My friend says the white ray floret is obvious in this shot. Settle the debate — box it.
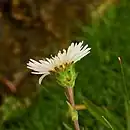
[27,41,91,84]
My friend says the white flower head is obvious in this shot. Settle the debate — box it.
[27,41,91,84]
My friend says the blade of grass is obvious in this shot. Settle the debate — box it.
[118,57,130,130]
[84,98,124,130]
[83,99,111,129]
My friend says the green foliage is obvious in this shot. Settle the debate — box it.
[2,0,130,130]
[0,97,26,122]
[84,98,124,130]
[1,82,71,130]
[75,1,130,129]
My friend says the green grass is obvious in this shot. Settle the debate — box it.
[2,0,130,129]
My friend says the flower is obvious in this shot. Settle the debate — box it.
[27,41,91,84]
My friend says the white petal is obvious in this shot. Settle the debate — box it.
[31,72,47,74]
[66,41,91,63]
[39,73,50,84]
[73,48,91,62]
[74,50,91,63]
[27,59,51,74]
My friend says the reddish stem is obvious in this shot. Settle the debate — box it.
[65,87,80,130]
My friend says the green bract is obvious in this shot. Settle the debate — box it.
[56,65,77,88]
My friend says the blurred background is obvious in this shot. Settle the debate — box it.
[1,0,130,129]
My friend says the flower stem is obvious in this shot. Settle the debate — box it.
[65,87,80,130]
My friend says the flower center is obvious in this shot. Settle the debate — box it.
[50,62,74,73]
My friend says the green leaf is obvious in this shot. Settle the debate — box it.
[84,98,124,130]
[125,100,130,130]
[63,122,73,130]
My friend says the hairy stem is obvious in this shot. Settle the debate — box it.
[65,87,80,130]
